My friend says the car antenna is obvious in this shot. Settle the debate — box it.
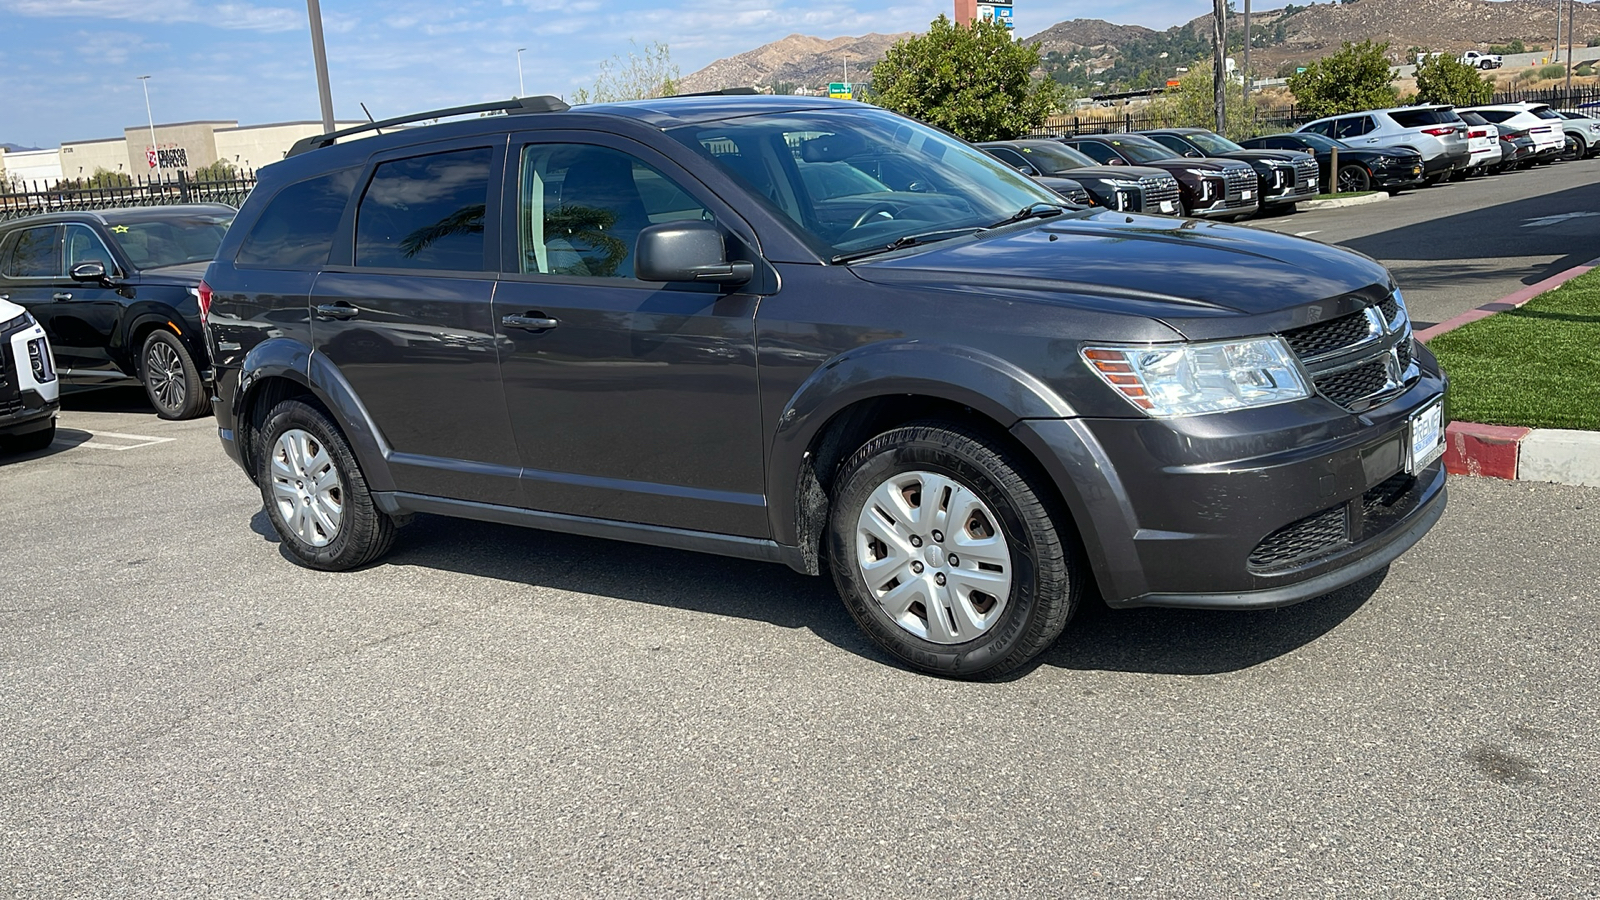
[360,102,383,134]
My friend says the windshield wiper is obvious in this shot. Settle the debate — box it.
[829,226,982,264]
[982,202,1068,230]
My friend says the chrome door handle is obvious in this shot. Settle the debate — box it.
[314,303,360,320]
[52,292,73,301]
[502,314,559,331]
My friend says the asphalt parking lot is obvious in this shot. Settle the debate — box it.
[1248,154,1600,329]
[3,383,1599,896]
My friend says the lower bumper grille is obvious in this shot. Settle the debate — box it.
[1249,473,1424,573]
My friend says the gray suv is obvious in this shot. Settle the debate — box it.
[1298,105,1470,183]
[202,94,1448,679]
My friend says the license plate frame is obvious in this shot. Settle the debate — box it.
[1159,200,1176,213]
[1408,399,1445,474]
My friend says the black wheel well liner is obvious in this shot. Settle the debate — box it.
[235,375,326,482]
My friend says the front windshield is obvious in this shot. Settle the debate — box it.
[1098,135,1181,164]
[1015,142,1098,174]
[666,108,1065,258]
[106,212,234,269]
[1184,131,1246,155]
[1289,133,1349,151]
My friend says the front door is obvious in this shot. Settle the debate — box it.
[310,138,521,505]
[493,135,768,537]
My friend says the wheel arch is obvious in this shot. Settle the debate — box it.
[768,341,1083,576]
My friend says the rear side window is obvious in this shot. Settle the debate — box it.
[1389,108,1458,128]
[355,147,492,271]
[1476,110,1513,124]
[237,169,358,269]
[1,225,59,277]
[1301,121,1333,137]
[1333,117,1375,139]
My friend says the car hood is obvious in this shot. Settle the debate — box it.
[1138,158,1246,173]
[1220,148,1308,163]
[849,212,1391,338]
[134,261,210,284]
[1056,164,1175,182]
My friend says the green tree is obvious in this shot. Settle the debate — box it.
[1287,40,1397,118]
[191,159,237,182]
[870,15,1064,142]
[1144,60,1258,138]
[85,168,133,188]
[1414,53,1493,106]
[571,41,679,104]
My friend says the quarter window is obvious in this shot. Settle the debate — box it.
[2,226,59,278]
[517,144,709,279]
[355,147,492,271]
[238,169,358,269]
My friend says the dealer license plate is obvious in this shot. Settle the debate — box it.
[1412,166,1422,175]
[1160,200,1176,213]
[1242,190,1254,200]
[1408,399,1445,473]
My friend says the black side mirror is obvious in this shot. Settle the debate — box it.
[1014,162,1040,176]
[1186,150,1204,158]
[70,261,112,286]
[635,221,754,286]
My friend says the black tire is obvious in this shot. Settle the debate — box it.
[826,421,1083,679]
[141,329,210,420]
[1422,172,1446,186]
[6,420,55,453]
[1560,135,1584,162]
[257,399,395,571]
[1335,164,1371,193]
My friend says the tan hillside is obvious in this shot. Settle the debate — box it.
[677,33,912,93]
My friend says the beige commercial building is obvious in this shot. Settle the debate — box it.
[214,121,363,172]
[60,136,133,180]
[2,147,63,188]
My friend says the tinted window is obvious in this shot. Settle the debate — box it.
[1389,108,1459,128]
[1072,141,1122,164]
[1149,134,1192,155]
[238,169,358,269]
[356,147,492,271]
[517,144,709,279]
[1529,106,1562,120]
[64,225,116,273]
[984,146,1029,169]
[1458,111,1489,126]
[1475,110,1513,124]
[2,225,59,277]
[1016,142,1098,172]
[1333,117,1374,139]
[1301,121,1334,137]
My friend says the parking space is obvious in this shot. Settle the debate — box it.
[3,389,1598,896]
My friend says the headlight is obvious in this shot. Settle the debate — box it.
[1082,337,1311,417]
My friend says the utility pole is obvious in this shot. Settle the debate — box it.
[306,0,336,132]
[517,47,527,97]
[1213,0,1227,134]
[1567,0,1576,97]
[1243,0,1251,100]
[137,75,158,181]
[1555,0,1562,69]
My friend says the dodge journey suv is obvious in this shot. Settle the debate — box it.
[202,94,1448,679]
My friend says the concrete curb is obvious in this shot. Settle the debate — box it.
[1295,192,1388,211]
[1422,256,1600,488]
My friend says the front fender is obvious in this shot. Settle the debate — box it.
[235,338,396,493]
[766,340,1077,548]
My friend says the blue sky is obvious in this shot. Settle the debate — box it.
[1,0,1248,149]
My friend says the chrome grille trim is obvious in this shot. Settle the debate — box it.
[1136,175,1180,212]
[1280,293,1417,412]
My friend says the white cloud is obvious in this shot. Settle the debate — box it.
[1,0,303,32]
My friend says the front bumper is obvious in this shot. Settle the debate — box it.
[1018,363,1448,609]
[1188,196,1261,218]
[3,317,60,436]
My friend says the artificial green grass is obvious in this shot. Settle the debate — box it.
[1427,268,1600,431]
[1311,191,1377,200]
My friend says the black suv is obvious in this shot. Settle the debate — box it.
[0,206,232,419]
[1140,128,1319,210]
[202,95,1448,679]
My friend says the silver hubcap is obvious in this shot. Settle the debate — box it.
[855,470,1013,644]
[145,340,186,411]
[269,429,343,548]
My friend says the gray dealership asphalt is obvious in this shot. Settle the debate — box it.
[3,388,1598,898]
[1248,153,1600,330]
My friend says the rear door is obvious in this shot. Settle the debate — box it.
[310,137,522,504]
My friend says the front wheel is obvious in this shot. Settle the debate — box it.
[1560,135,1584,162]
[1335,164,1371,193]
[141,329,210,420]
[258,399,395,571]
[827,422,1082,679]
[5,420,55,454]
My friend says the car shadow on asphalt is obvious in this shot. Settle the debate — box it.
[250,509,1382,679]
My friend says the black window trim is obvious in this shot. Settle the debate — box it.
[0,223,63,281]
[62,223,125,279]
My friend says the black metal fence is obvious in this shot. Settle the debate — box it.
[1487,84,1600,107]
[0,170,257,223]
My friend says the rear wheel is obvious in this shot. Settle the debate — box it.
[141,329,210,420]
[827,422,1082,679]
[258,399,395,571]
[1335,164,1371,193]
[1560,134,1585,162]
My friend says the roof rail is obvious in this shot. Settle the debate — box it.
[285,95,571,157]
[671,87,761,97]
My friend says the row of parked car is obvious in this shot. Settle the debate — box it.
[978,101,1600,220]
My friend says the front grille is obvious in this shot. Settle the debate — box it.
[1249,506,1349,571]
[1137,175,1180,213]
[1223,166,1255,206]
[1282,310,1376,359]
[1293,157,1319,192]
[1315,357,1394,408]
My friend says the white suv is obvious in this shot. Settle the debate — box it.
[1459,103,1567,161]
[0,299,59,453]
[1297,105,1471,183]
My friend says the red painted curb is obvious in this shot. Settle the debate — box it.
[1417,259,1598,342]
[1443,421,1529,479]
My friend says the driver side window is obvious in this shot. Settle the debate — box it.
[517,144,710,279]
[1072,142,1121,164]
[64,225,117,275]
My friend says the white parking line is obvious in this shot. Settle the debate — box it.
[1295,230,1322,237]
[1521,211,1600,228]
[63,430,176,452]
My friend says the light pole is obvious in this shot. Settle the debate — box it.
[137,75,158,180]
[517,47,527,97]
[306,0,336,132]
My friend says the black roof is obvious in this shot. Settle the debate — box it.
[0,204,235,229]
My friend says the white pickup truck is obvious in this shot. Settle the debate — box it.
[1459,50,1503,69]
